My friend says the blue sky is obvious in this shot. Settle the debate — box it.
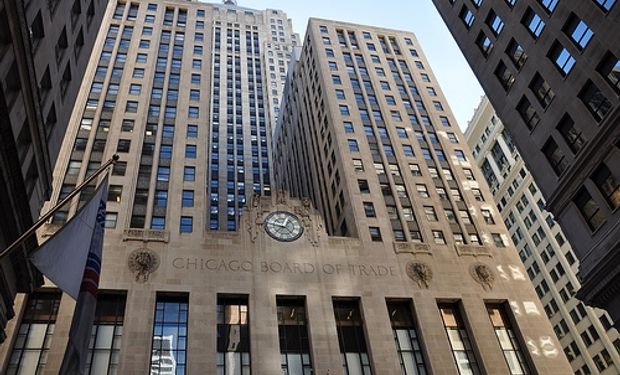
[241,0,484,130]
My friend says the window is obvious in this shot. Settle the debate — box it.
[460,6,475,28]
[129,84,141,95]
[523,8,545,38]
[417,184,429,198]
[486,11,505,36]
[530,73,555,109]
[538,0,559,13]
[7,293,61,374]
[125,101,138,113]
[157,166,170,181]
[343,121,354,133]
[358,179,370,193]
[86,293,126,374]
[592,164,619,209]
[348,139,359,152]
[108,185,123,203]
[387,301,428,375]
[482,209,495,224]
[184,167,195,181]
[185,145,197,159]
[278,298,313,374]
[182,190,194,207]
[369,227,382,241]
[454,150,467,162]
[353,159,364,172]
[549,42,576,76]
[564,15,594,49]
[542,138,569,175]
[487,304,531,374]
[339,105,350,116]
[216,295,253,372]
[116,139,131,153]
[495,61,516,90]
[154,190,168,207]
[333,300,373,374]
[410,164,421,176]
[180,216,193,233]
[432,230,445,244]
[439,303,481,375]
[332,75,342,85]
[188,107,199,118]
[150,295,188,374]
[493,233,506,247]
[579,81,612,121]
[506,39,528,69]
[593,0,617,11]
[516,96,540,129]
[476,32,494,57]
[597,52,620,92]
[363,202,376,217]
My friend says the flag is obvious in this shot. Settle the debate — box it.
[31,175,108,374]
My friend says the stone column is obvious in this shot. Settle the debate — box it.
[117,287,156,374]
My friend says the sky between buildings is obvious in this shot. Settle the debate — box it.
[238,0,485,130]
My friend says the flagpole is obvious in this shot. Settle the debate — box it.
[0,154,119,262]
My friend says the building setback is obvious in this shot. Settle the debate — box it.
[0,2,571,375]
[432,0,620,326]
[273,17,572,374]
[0,0,106,342]
[466,96,620,375]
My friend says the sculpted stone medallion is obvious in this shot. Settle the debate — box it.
[128,248,160,282]
[406,261,433,288]
[470,262,495,290]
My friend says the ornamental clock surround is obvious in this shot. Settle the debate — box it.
[264,211,304,242]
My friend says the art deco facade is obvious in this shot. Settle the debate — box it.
[0,0,106,341]
[0,3,572,375]
[432,0,620,326]
[466,96,620,375]
[272,17,572,374]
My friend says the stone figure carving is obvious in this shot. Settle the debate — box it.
[470,263,495,290]
[128,248,160,282]
[406,261,433,288]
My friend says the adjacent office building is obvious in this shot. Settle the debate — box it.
[0,1,572,374]
[0,0,106,342]
[432,0,620,326]
[466,96,620,375]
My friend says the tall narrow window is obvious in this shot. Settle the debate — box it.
[7,292,61,374]
[579,81,612,121]
[150,295,188,375]
[592,164,620,209]
[542,138,569,175]
[86,293,127,374]
[597,52,620,92]
[277,297,313,374]
[387,301,428,374]
[529,73,555,109]
[217,295,250,374]
[487,304,530,375]
[574,188,606,230]
[516,97,540,130]
[333,299,372,374]
[438,303,481,375]
[523,9,545,38]
[557,115,585,153]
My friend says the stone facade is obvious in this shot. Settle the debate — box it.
[1,193,573,373]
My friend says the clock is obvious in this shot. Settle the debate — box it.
[264,211,304,242]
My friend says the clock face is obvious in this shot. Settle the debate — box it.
[264,211,304,242]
